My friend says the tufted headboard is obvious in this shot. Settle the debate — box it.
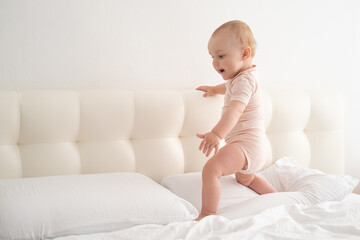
[0,90,344,182]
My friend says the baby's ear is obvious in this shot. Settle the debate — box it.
[242,47,251,59]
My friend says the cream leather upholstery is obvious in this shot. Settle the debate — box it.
[0,90,344,182]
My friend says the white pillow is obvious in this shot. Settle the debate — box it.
[257,156,359,202]
[161,157,358,219]
[0,173,198,240]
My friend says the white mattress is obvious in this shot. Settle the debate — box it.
[53,194,360,240]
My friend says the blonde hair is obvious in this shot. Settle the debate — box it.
[212,20,257,57]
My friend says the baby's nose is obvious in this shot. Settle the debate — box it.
[213,60,219,66]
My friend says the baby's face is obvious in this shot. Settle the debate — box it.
[208,32,246,80]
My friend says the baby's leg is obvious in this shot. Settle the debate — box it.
[195,144,247,221]
[235,172,277,194]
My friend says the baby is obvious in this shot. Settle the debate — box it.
[195,20,276,221]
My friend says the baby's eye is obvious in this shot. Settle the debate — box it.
[218,54,225,59]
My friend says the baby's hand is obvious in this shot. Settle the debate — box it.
[196,132,220,157]
[196,86,217,97]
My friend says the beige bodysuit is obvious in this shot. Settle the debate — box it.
[223,66,266,174]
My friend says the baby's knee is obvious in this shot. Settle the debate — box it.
[202,160,221,178]
[235,172,255,187]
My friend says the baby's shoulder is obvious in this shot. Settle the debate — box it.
[230,73,257,89]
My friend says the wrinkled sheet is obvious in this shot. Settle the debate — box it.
[53,195,360,240]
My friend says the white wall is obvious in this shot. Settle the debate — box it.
[1,0,359,190]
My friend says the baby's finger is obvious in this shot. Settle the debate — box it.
[196,133,204,139]
[206,146,213,157]
[202,144,208,154]
[203,142,211,154]
[199,139,205,151]
[196,86,207,92]
[203,142,213,154]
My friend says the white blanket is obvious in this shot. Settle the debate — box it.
[53,196,360,240]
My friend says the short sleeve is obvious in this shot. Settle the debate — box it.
[229,75,256,106]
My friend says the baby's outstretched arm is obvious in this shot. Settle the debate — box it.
[198,100,246,156]
[212,101,245,138]
[196,83,226,97]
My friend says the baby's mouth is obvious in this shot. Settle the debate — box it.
[219,69,225,73]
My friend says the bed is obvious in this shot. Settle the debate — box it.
[0,89,359,240]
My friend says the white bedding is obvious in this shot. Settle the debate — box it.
[1,158,358,240]
[53,194,360,240]
[162,157,359,220]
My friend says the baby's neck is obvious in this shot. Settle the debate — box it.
[242,58,254,70]
[241,64,254,72]
[233,62,254,78]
